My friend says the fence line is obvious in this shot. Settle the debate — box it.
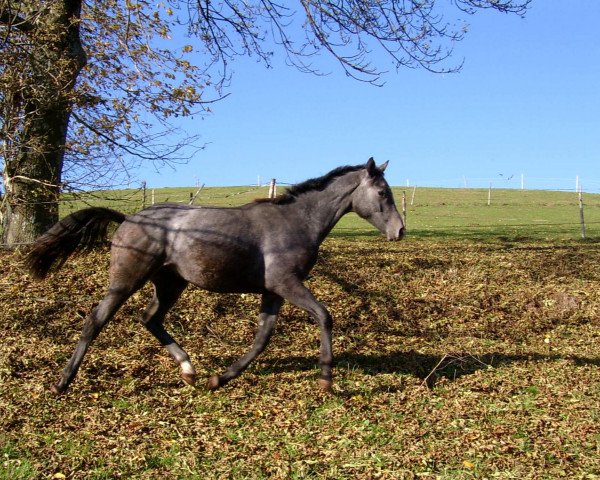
[2,183,600,246]
[400,175,600,193]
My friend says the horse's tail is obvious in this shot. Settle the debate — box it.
[26,207,126,279]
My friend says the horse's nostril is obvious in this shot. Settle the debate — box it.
[388,227,405,241]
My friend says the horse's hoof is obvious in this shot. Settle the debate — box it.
[206,375,221,391]
[51,383,66,395]
[181,372,197,386]
[318,378,333,392]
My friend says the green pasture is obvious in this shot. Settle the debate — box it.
[60,185,600,241]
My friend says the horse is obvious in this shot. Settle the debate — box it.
[26,158,405,393]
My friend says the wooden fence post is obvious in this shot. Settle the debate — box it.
[189,184,205,205]
[151,189,155,205]
[268,179,277,199]
[487,182,492,206]
[141,181,147,209]
[410,185,416,206]
[579,186,586,239]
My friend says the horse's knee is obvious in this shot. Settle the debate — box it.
[321,312,332,330]
[312,303,332,328]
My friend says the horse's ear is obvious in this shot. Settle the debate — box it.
[366,157,377,177]
[366,157,387,177]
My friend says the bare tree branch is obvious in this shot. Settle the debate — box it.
[0,7,36,33]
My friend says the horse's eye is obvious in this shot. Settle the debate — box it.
[378,190,387,198]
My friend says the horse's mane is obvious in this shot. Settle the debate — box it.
[259,164,365,205]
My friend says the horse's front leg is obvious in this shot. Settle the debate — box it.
[274,279,334,392]
[207,293,283,390]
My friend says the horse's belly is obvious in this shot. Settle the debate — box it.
[173,245,265,293]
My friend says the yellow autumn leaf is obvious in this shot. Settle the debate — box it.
[462,460,474,469]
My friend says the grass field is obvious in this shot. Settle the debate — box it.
[1,187,600,479]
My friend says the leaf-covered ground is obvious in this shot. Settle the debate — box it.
[1,237,599,479]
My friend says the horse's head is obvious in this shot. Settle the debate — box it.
[352,158,405,241]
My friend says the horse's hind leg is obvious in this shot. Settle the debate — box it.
[207,293,283,390]
[139,269,195,386]
[53,285,133,394]
[53,240,161,394]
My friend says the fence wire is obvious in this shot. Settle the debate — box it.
[1,184,599,246]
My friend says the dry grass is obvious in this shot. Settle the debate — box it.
[1,236,599,479]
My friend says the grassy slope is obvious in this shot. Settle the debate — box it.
[1,187,599,479]
[60,186,600,241]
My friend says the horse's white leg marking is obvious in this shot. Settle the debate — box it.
[181,360,196,376]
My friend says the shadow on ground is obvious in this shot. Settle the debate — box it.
[255,349,600,394]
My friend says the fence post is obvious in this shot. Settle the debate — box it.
[141,181,147,209]
[402,190,407,226]
[410,185,416,206]
[487,182,492,206]
[268,179,277,199]
[151,189,155,205]
[579,186,586,239]
[189,184,205,205]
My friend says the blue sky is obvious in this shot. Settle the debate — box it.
[142,1,600,192]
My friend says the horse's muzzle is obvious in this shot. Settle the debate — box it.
[387,226,405,241]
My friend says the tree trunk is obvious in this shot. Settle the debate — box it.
[2,110,70,244]
[1,0,85,245]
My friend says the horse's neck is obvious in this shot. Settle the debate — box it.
[295,176,358,243]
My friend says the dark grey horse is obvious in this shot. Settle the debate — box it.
[27,158,404,393]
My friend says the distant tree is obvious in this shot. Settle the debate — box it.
[0,0,530,245]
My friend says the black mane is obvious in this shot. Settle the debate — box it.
[265,164,365,205]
